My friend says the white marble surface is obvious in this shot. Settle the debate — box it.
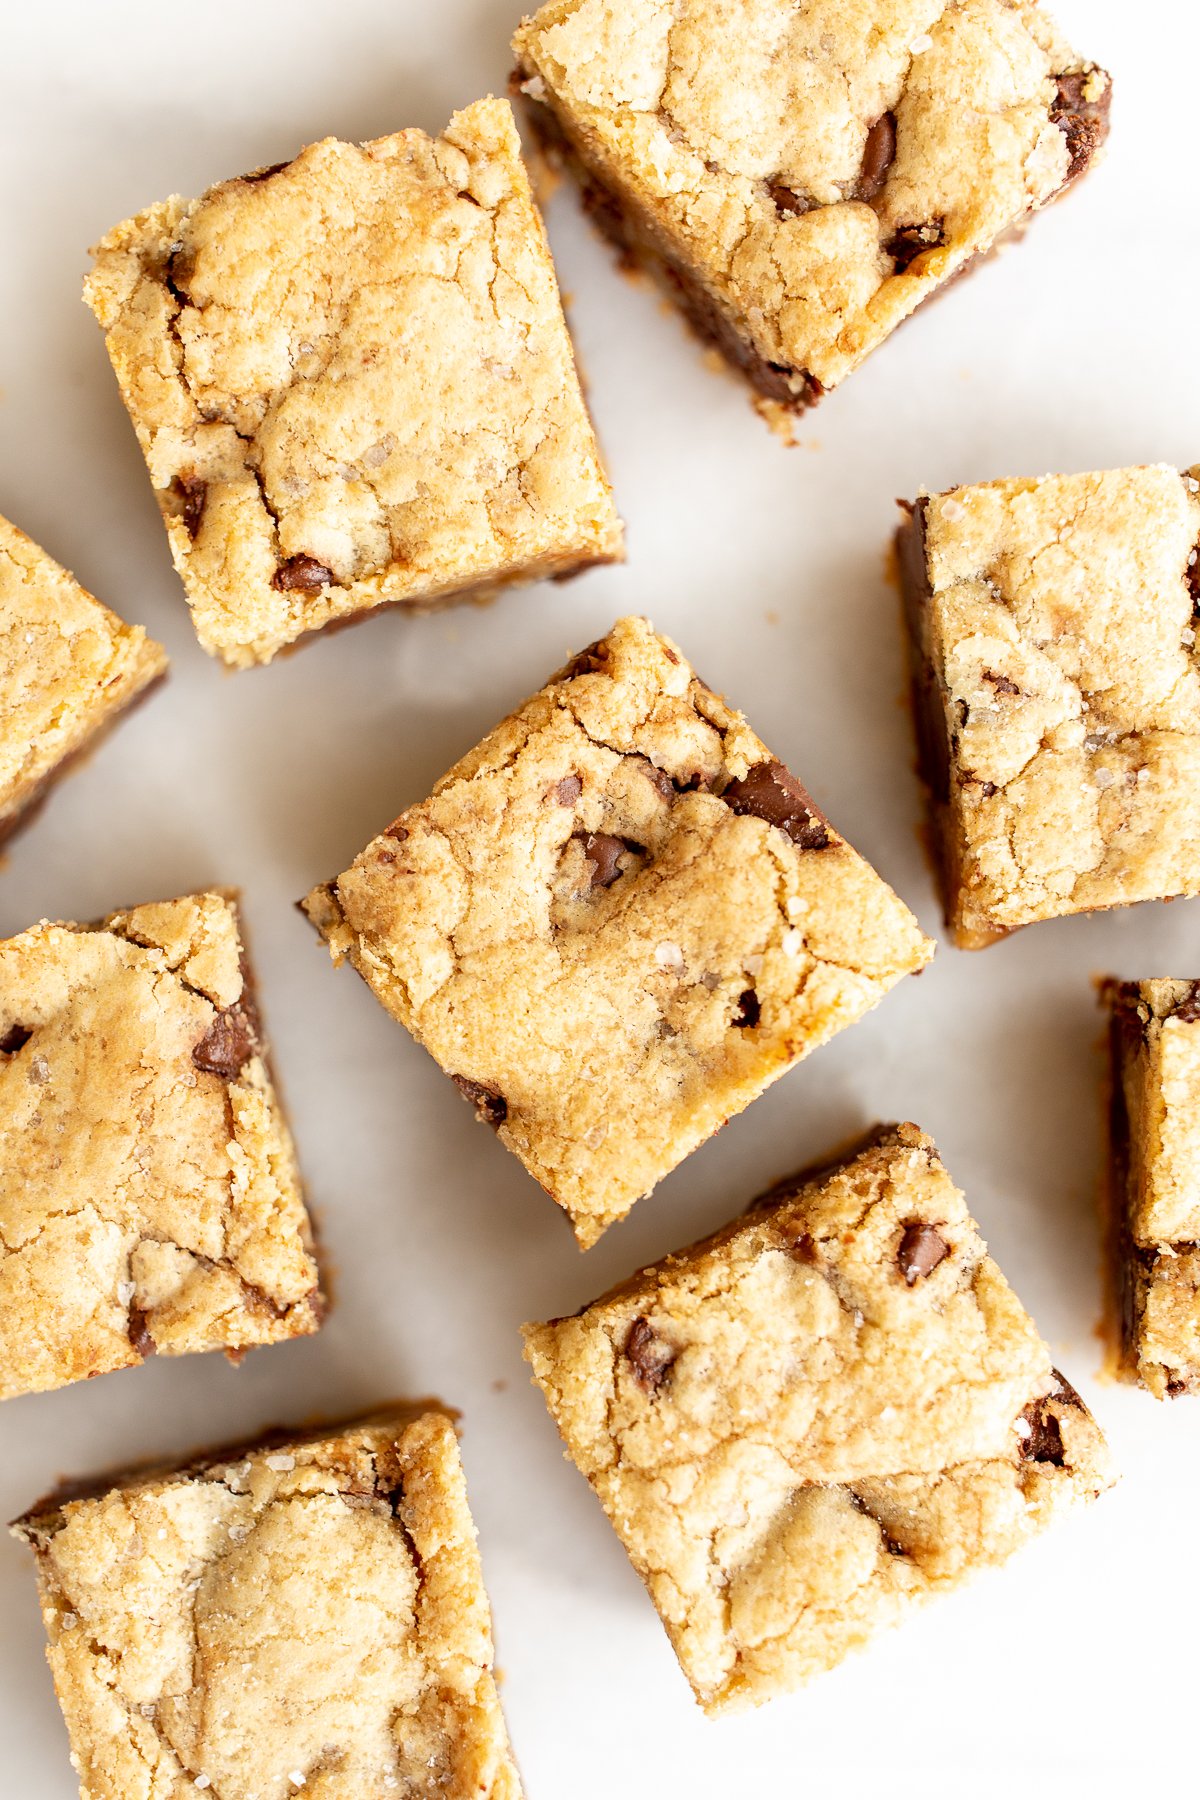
[0,4,1193,1794]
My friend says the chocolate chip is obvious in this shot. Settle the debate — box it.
[982,670,1021,697]
[886,221,946,272]
[577,831,631,889]
[193,1004,258,1079]
[175,474,207,539]
[1049,72,1109,182]
[242,159,291,184]
[858,112,896,200]
[1167,1377,1193,1398]
[272,554,334,593]
[768,181,810,218]
[1186,547,1200,612]
[896,1222,950,1285]
[451,1075,507,1128]
[1172,982,1200,1024]
[385,823,410,843]
[1018,1398,1066,1467]
[555,775,582,806]
[0,1025,32,1056]
[733,989,760,1028]
[625,1316,677,1394]
[641,761,677,803]
[722,760,830,850]
[560,639,609,679]
[127,1304,156,1359]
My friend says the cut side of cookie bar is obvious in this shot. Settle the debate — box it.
[11,1407,522,1800]
[512,0,1109,431]
[301,617,932,1246]
[0,512,166,844]
[84,98,623,667]
[0,890,322,1399]
[1103,978,1200,1397]
[900,465,1200,946]
[524,1123,1115,1711]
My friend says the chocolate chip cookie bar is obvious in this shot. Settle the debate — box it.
[1103,978,1200,1398]
[0,890,321,1399]
[524,1123,1115,1710]
[301,617,932,1246]
[84,98,623,668]
[12,1407,522,1800]
[0,512,167,845]
[512,1,1109,431]
[900,465,1200,947]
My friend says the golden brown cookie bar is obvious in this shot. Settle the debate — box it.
[0,890,322,1399]
[0,513,166,844]
[301,617,932,1246]
[84,98,623,668]
[512,0,1109,431]
[524,1123,1115,1711]
[900,465,1200,947]
[11,1407,522,1800]
[1102,978,1200,1398]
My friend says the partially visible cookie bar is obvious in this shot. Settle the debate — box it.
[512,0,1109,430]
[524,1123,1115,1711]
[0,513,166,844]
[302,617,932,1246]
[84,98,623,667]
[900,466,1200,947]
[0,890,322,1399]
[12,1407,523,1800]
[1103,978,1200,1397]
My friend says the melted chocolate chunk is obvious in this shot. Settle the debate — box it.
[858,112,897,200]
[1018,1398,1066,1467]
[625,1316,677,1394]
[243,159,291,184]
[193,1004,258,1080]
[1172,982,1200,1024]
[451,1075,508,1129]
[768,181,811,218]
[175,474,208,539]
[896,1221,950,1285]
[555,774,583,806]
[641,760,677,803]
[1186,547,1200,612]
[1049,72,1109,183]
[560,639,609,679]
[722,760,830,850]
[127,1304,156,1359]
[982,670,1021,697]
[733,989,760,1028]
[887,221,946,272]
[272,554,335,593]
[579,831,632,889]
[0,1024,32,1056]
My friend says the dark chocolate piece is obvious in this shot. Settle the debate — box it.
[625,1316,677,1394]
[722,760,830,850]
[858,113,896,200]
[0,1024,32,1056]
[896,1221,950,1285]
[176,475,208,539]
[272,554,335,593]
[193,1003,258,1079]
[452,1075,508,1128]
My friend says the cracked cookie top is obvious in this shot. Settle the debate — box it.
[524,1123,1115,1710]
[301,617,932,1246]
[0,890,321,1399]
[513,0,1109,404]
[0,513,167,833]
[13,1409,523,1800]
[907,466,1200,945]
[84,98,622,668]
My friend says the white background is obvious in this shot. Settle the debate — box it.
[1,4,1194,1795]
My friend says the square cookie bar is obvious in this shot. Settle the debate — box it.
[0,513,166,844]
[524,1123,1115,1711]
[302,617,932,1246]
[0,890,321,1399]
[512,0,1109,429]
[1103,978,1200,1398]
[12,1407,522,1800]
[84,98,623,668]
[900,465,1200,947]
